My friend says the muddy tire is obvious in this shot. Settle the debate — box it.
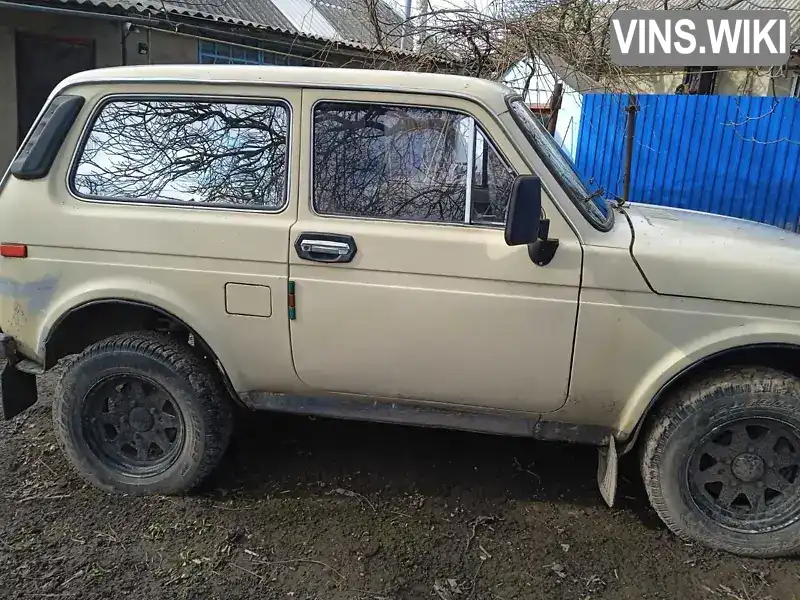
[641,367,800,558]
[53,331,233,495]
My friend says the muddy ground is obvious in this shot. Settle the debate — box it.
[1,366,799,600]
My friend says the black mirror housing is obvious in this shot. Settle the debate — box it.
[504,175,542,246]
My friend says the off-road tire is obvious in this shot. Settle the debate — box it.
[53,331,234,495]
[641,367,800,558]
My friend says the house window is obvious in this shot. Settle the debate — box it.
[312,102,516,226]
[681,66,717,95]
[72,98,290,210]
[198,40,308,66]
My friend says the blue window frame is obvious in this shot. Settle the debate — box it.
[198,40,309,66]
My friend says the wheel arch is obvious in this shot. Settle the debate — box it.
[620,342,800,455]
[43,298,240,404]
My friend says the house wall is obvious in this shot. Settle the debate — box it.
[620,69,685,94]
[619,66,800,97]
[0,6,196,171]
[712,69,792,96]
[0,26,16,175]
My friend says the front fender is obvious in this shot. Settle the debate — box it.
[617,321,800,435]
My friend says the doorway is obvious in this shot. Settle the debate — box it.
[15,32,95,145]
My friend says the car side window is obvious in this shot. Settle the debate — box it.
[71,98,290,210]
[471,129,516,226]
[312,101,516,226]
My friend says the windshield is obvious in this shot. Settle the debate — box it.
[506,97,612,231]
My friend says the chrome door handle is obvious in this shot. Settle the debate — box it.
[294,232,357,263]
[300,239,350,256]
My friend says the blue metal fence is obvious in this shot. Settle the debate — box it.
[574,93,800,231]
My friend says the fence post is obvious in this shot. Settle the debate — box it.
[622,94,639,205]
[546,82,564,135]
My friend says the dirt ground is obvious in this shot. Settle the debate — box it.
[1,367,799,600]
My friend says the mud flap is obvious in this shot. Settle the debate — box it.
[597,435,618,508]
[1,362,38,420]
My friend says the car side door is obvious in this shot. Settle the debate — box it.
[288,89,582,413]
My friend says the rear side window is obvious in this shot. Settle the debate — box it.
[71,98,290,210]
[312,102,515,226]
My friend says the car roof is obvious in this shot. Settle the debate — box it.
[55,65,515,111]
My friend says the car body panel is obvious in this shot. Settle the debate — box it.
[628,203,800,308]
[287,88,582,412]
[557,207,800,435]
[0,81,306,394]
[562,285,800,435]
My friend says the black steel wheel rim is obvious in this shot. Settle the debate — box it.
[82,375,185,476]
[687,417,800,533]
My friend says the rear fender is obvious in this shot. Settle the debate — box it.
[36,276,244,388]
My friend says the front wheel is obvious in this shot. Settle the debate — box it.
[641,367,800,558]
[53,331,234,495]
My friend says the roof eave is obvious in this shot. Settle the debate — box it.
[5,0,422,58]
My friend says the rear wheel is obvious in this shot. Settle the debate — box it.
[641,367,800,558]
[53,331,233,495]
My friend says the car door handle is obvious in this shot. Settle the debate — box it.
[294,232,357,264]
[301,239,349,256]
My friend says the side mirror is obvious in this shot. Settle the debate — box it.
[504,175,542,246]
[504,175,560,267]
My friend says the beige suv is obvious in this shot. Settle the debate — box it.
[2,65,800,558]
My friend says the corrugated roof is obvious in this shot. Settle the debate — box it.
[540,53,606,93]
[190,0,294,31]
[25,0,406,51]
[313,0,404,47]
[270,0,339,40]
